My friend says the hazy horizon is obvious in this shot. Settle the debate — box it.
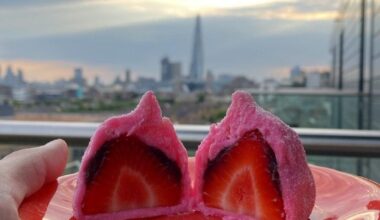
[0,0,338,83]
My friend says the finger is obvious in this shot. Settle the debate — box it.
[0,139,68,207]
[0,194,19,220]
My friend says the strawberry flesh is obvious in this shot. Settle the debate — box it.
[82,135,182,214]
[202,129,285,220]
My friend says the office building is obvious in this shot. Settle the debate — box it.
[331,0,380,129]
[161,57,182,83]
[189,15,204,82]
[73,68,86,87]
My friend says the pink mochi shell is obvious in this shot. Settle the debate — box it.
[194,91,316,220]
[73,91,192,220]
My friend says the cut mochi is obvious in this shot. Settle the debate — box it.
[194,91,316,220]
[73,91,192,220]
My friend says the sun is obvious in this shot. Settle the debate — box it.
[143,0,297,16]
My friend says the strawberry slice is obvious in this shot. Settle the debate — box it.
[202,130,285,220]
[82,134,182,214]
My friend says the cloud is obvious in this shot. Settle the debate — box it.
[0,1,174,40]
[0,0,338,40]
[218,1,338,21]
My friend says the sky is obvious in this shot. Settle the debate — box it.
[0,0,339,83]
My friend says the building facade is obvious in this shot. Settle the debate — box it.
[161,57,182,83]
[331,0,380,129]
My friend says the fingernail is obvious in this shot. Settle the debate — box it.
[43,139,68,148]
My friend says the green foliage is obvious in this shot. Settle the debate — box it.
[206,108,226,123]
[62,99,137,112]
[197,93,206,103]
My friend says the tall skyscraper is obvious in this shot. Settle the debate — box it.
[125,69,131,84]
[161,57,182,83]
[17,69,25,84]
[4,66,18,87]
[73,68,86,86]
[161,57,171,82]
[189,15,204,82]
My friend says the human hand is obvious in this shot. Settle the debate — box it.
[0,139,68,220]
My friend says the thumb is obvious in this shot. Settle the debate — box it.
[0,139,68,215]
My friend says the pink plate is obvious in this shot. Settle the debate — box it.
[19,164,380,220]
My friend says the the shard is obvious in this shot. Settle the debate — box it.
[189,15,204,82]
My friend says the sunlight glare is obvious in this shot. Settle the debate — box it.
[175,0,295,9]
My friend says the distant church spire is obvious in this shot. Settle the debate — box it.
[189,15,204,81]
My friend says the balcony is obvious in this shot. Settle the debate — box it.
[0,120,380,182]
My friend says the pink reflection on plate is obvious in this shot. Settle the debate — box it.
[309,165,380,220]
[19,164,380,220]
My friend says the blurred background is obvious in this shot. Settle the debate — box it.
[0,0,380,181]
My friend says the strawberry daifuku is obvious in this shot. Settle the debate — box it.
[194,91,316,220]
[73,91,192,220]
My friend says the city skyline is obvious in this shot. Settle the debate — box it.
[0,1,337,83]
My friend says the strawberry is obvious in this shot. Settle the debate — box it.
[81,134,182,214]
[202,130,285,220]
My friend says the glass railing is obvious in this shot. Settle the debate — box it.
[1,89,379,181]
[0,121,379,182]
[248,89,380,130]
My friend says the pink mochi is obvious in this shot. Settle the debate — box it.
[194,91,316,220]
[73,91,192,220]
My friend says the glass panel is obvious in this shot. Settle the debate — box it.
[1,143,379,182]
